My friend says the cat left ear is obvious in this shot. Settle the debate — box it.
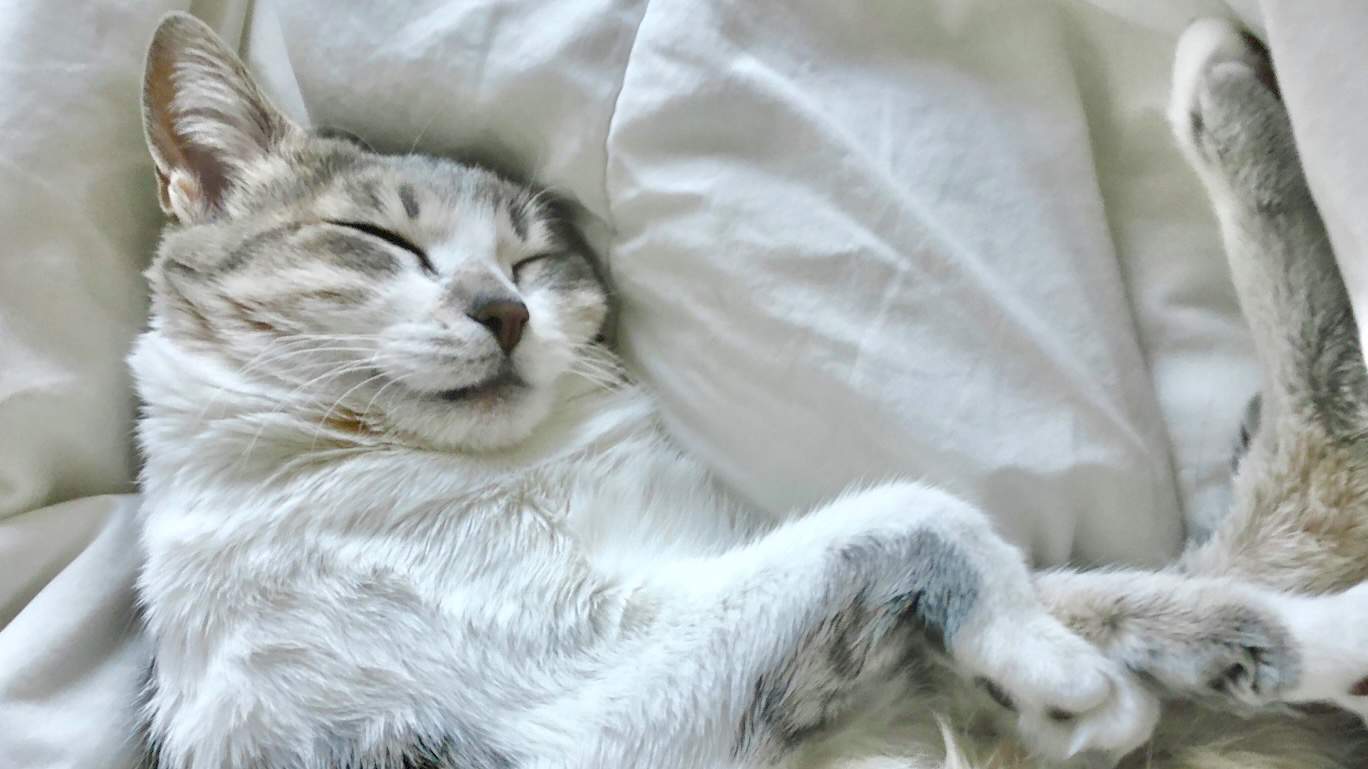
[141,12,297,223]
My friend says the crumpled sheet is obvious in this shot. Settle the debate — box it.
[2,1,1351,765]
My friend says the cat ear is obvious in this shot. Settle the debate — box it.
[141,12,297,222]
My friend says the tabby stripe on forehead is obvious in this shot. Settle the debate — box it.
[294,288,368,304]
[215,223,306,273]
[352,179,384,211]
[399,184,420,219]
[508,197,530,240]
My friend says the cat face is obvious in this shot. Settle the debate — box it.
[141,15,607,450]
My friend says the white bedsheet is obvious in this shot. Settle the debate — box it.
[2,0,1349,765]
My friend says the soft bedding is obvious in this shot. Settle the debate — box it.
[0,0,1355,765]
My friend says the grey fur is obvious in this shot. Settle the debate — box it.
[348,177,385,211]
[311,230,402,275]
[737,527,988,760]
[1173,21,1368,597]
[736,592,931,758]
[880,530,981,648]
[1233,392,1261,470]
[313,125,373,151]
[1181,54,1368,442]
[1202,606,1299,701]
[507,196,529,240]
[399,183,420,219]
[1038,571,1302,711]
[214,223,307,274]
[518,252,601,294]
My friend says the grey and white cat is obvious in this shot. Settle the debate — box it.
[130,13,1368,769]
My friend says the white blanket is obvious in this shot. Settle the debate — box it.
[4,0,1348,765]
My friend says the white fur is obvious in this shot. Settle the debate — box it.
[132,325,1157,768]
[1276,585,1368,721]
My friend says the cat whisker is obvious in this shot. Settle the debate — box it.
[357,376,408,430]
[311,371,394,450]
[195,350,383,426]
[238,358,387,464]
[239,345,380,377]
[566,349,628,391]
[405,92,457,155]
[567,368,622,392]
[236,333,379,364]
[193,335,317,424]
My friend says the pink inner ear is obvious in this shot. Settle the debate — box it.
[163,169,210,223]
[178,143,230,210]
[142,13,293,221]
[1351,676,1368,698]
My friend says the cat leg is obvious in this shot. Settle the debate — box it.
[1168,17,1368,595]
[1036,569,1368,723]
[654,482,1157,765]
[1169,15,1364,424]
[1015,19,1368,768]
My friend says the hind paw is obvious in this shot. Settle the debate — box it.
[1168,18,1303,215]
[1169,18,1277,151]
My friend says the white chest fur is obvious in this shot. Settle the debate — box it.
[131,330,782,767]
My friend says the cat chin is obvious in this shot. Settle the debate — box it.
[383,381,557,452]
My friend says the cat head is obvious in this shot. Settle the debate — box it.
[139,13,610,451]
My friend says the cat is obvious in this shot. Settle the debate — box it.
[129,12,1368,769]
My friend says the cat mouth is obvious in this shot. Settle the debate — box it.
[436,368,524,402]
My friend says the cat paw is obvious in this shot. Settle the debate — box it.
[1197,638,1291,708]
[1122,604,1297,711]
[967,614,1159,762]
[1169,18,1277,149]
[1171,18,1285,164]
[1168,18,1300,211]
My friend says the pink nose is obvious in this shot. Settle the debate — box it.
[467,298,529,354]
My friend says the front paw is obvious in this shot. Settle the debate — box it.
[965,614,1159,763]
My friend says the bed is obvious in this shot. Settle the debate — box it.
[2,0,1362,765]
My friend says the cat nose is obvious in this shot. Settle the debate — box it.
[467,298,529,354]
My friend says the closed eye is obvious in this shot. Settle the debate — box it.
[512,253,555,281]
[325,220,435,274]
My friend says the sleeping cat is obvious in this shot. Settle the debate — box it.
[130,13,1368,769]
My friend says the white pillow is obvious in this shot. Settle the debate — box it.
[607,0,1196,565]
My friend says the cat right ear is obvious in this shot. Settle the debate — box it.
[141,12,296,223]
